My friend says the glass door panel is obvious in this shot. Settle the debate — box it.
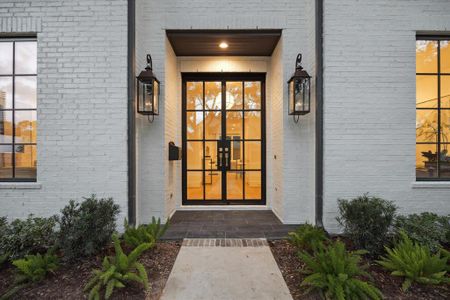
[187,171,203,200]
[205,111,221,140]
[183,76,264,204]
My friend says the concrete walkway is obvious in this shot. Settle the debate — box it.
[160,239,292,300]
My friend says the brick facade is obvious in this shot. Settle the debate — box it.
[1,0,449,233]
[0,0,129,223]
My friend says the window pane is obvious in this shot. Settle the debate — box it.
[416,75,437,108]
[441,41,450,73]
[245,171,261,200]
[226,111,242,139]
[186,141,203,170]
[244,111,261,139]
[15,144,36,179]
[244,141,261,170]
[204,111,221,140]
[15,42,37,74]
[205,171,221,200]
[205,141,219,171]
[416,40,438,73]
[15,76,37,109]
[244,81,261,109]
[416,109,438,143]
[440,144,450,178]
[0,111,12,143]
[227,171,243,200]
[229,140,243,171]
[205,82,221,110]
[187,171,203,200]
[186,111,203,140]
[0,42,13,75]
[441,75,450,108]
[0,144,13,179]
[441,110,450,144]
[186,82,203,110]
[416,144,438,178]
[0,77,13,109]
[226,81,242,110]
[15,111,37,144]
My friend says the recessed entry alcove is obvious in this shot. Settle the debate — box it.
[135,24,315,227]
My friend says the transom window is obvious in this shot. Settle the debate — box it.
[0,38,37,181]
[416,37,450,180]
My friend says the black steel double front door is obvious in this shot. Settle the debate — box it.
[182,73,266,205]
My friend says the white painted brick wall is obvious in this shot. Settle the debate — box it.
[135,0,316,224]
[323,0,450,232]
[0,0,129,223]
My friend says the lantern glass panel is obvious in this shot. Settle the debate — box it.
[153,80,159,115]
[137,81,144,112]
[144,81,154,113]
[294,78,304,113]
[303,78,310,112]
[289,81,294,115]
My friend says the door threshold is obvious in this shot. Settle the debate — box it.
[178,205,270,211]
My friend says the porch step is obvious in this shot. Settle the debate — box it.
[162,211,300,240]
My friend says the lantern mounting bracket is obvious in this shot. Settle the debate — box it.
[146,54,153,70]
[293,115,300,123]
[295,53,303,70]
[147,114,154,123]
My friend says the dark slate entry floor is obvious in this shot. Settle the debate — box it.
[161,210,299,240]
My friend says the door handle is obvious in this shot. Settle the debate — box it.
[218,147,223,168]
[225,152,229,168]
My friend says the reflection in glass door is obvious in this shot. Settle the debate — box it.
[182,74,265,205]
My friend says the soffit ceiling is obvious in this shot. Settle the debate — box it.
[166,29,282,56]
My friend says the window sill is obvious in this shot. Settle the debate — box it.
[0,182,42,189]
[411,181,450,189]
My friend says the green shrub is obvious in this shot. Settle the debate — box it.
[299,240,382,300]
[288,223,328,253]
[377,231,449,291]
[84,234,151,300]
[394,212,450,253]
[123,217,169,248]
[1,251,59,299]
[336,194,397,255]
[57,195,120,261]
[0,214,58,260]
[0,253,9,267]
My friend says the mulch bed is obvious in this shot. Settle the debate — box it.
[269,240,450,300]
[0,241,181,300]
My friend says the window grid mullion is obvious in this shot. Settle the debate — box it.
[437,41,441,177]
[12,41,16,178]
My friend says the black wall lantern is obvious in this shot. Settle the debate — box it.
[287,53,311,123]
[137,54,160,122]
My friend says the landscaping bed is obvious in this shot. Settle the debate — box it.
[270,239,450,300]
[0,241,181,300]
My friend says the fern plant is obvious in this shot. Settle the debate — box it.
[84,234,152,300]
[1,251,59,299]
[123,217,169,248]
[288,223,328,253]
[13,251,58,283]
[377,231,450,291]
[299,240,382,300]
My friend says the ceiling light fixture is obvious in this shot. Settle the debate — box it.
[219,42,229,49]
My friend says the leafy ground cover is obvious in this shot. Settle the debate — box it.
[0,241,180,300]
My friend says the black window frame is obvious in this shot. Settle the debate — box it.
[0,37,37,182]
[416,35,450,181]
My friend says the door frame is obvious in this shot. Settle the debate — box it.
[181,72,267,205]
